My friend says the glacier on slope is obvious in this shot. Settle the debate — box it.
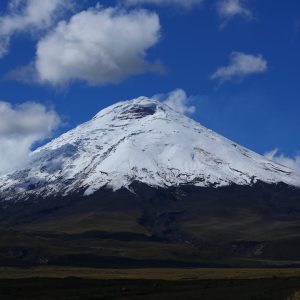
[0,96,299,200]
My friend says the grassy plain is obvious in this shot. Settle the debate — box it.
[0,269,300,300]
[1,266,300,280]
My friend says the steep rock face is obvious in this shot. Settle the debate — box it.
[0,96,299,201]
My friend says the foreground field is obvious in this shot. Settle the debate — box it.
[2,266,300,280]
[1,277,300,300]
[1,268,300,299]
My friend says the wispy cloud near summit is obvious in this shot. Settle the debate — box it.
[154,89,196,115]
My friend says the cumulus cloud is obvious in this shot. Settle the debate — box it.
[210,52,267,83]
[0,0,71,58]
[0,101,61,175]
[154,89,196,114]
[34,7,161,86]
[265,149,300,175]
[124,0,203,9]
[217,0,252,26]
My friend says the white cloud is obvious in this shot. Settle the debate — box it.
[265,149,300,175]
[34,7,161,86]
[217,0,251,17]
[210,51,267,83]
[124,0,203,9]
[0,101,61,175]
[0,0,72,58]
[217,0,252,24]
[154,89,196,114]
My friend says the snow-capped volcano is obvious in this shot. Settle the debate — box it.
[0,97,299,200]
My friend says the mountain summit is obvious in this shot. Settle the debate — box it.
[0,96,299,201]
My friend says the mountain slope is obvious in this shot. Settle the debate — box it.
[0,96,299,201]
[0,182,300,267]
[0,97,300,267]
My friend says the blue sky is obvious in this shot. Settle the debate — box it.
[0,0,299,173]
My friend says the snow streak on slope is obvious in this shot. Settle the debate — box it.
[0,97,299,200]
